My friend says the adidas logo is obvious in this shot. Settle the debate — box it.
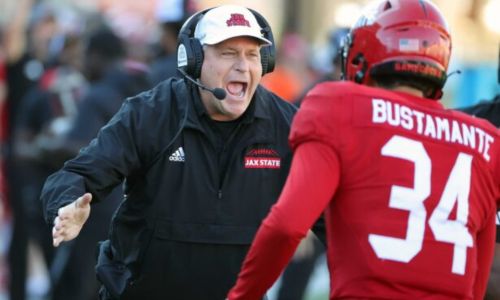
[169,147,185,162]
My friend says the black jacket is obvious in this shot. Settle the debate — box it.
[459,94,500,242]
[41,78,301,299]
[459,94,500,127]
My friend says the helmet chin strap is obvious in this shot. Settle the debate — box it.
[429,89,443,100]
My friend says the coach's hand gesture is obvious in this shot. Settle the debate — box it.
[52,193,92,247]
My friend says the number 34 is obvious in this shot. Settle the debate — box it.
[369,136,473,275]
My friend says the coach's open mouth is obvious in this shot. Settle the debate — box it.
[226,82,248,98]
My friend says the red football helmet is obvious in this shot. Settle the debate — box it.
[342,0,451,99]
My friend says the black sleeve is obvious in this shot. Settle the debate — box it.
[40,98,144,226]
[457,95,500,127]
[458,96,500,243]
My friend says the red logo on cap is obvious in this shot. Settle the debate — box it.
[226,13,250,27]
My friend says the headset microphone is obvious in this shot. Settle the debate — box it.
[447,69,462,78]
[178,68,227,100]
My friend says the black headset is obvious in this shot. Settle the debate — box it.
[176,6,276,79]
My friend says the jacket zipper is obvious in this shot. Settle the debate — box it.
[217,122,245,197]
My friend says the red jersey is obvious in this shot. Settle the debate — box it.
[228,81,500,300]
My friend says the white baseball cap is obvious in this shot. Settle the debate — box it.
[194,5,272,46]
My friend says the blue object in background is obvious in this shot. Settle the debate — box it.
[450,64,499,108]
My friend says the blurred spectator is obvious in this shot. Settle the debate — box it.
[6,1,59,120]
[0,35,11,300]
[0,37,7,216]
[293,27,349,106]
[42,27,152,300]
[149,0,197,85]
[148,20,184,85]
[3,1,57,298]
[12,32,86,299]
[261,32,314,102]
[66,28,151,144]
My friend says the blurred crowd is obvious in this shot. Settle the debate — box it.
[0,0,186,299]
[0,0,497,299]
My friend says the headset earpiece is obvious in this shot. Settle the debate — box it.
[177,10,208,79]
[247,8,275,75]
[177,36,204,78]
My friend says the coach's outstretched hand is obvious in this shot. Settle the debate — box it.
[52,193,92,247]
